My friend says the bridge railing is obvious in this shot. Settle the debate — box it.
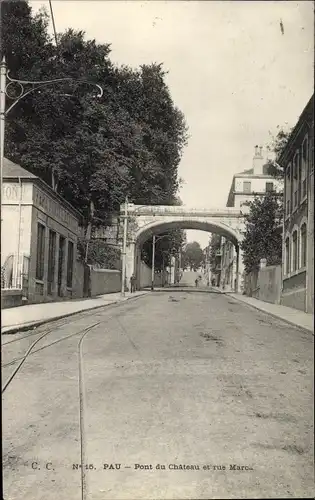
[124,204,242,216]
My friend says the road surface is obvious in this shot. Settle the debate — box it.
[2,291,314,499]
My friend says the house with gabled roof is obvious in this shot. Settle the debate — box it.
[1,158,83,306]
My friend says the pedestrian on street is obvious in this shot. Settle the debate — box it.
[195,278,199,288]
[130,274,136,293]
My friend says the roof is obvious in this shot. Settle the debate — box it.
[235,168,253,176]
[3,157,82,221]
[234,163,273,177]
[3,158,37,178]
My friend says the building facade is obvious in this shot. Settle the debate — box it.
[226,146,283,210]
[280,95,314,313]
[219,147,283,291]
[1,158,83,304]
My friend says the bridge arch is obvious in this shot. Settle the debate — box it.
[130,217,243,292]
[134,218,241,247]
[121,204,245,293]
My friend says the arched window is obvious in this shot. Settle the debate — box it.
[292,153,299,209]
[285,163,291,216]
[285,236,290,275]
[301,135,308,200]
[300,223,307,268]
[292,230,298,272]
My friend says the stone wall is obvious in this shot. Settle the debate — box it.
[281,288,306,312]
[138,261,169,288]
[281,270,306,311]
[243,270,259,297]
[90,268,121,297]
[258,265,282,304]
[1,289,23,309]
[140,261,152,289]
[72,260,85,299]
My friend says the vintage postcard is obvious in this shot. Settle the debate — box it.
[1,1,314,499]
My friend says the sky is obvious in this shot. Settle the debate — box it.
[30,0,314,247]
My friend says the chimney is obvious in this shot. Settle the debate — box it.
[253,145,264,175]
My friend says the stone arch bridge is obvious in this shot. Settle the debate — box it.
[119,204,245,292]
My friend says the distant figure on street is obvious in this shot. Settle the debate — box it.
[130,274,136,293]
[211,278,216,287]
[195,278,199,287]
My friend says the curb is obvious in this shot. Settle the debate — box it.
[146,288,223,294]
[1,293,147,335]
[227,293,314,335]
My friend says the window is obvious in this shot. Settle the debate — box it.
[243,181,251,193]
[301,136,308,200]
[47,230,56,294]
[285,163,291,217]
[300,223,307,268]
[67,241,74,288]
[293,153,299,209]
[36,223,46,280]
[292,231,298,272]
[285,237,290,274]
[265,182,274,192]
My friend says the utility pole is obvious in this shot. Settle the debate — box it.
[121,196,128,297]
[151,234,156,291]
[0,57,6,212]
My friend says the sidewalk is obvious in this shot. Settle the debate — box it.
[228,293,314,334]
[1,291,147,335]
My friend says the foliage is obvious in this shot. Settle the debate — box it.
[266,126,292,179]
[241,192,283,273]
[77,239,121,269]
[141,229,186,270]
[2,0,188,239]
[182,241,204,271]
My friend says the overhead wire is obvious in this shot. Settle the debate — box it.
[48,0,58,48]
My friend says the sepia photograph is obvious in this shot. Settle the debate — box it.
[1,1,314,499]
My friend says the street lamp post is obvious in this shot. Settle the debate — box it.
[150,233,176,291]
[0,55,103,200]
[121,196,128,297]
[120,202,151,297]
[151,234,156,291]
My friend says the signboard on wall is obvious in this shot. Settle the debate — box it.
[33,186,79,235]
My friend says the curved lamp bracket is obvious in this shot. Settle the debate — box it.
[4,70,103,116]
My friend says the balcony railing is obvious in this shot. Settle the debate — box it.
[1,254,29,291]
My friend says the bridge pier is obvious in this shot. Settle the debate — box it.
[236,246,245,293]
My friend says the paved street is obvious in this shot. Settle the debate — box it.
[2,291,314,500]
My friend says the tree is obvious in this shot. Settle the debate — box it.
[141,229,186,270]
[2,1,189,253]
[266,126,292,179]
[182,241,204,271]
[77,239,121,269]
[241,192,283,274]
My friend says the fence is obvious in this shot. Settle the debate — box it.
[1,254,29,293]
[258,265,282,304]
[243,269,259,298]
[89,268,121,297]
[244,265,282,304]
